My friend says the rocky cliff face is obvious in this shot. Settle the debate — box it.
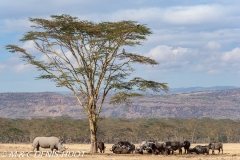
[0,89,240,119]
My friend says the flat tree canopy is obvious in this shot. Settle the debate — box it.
[6,14,168,152]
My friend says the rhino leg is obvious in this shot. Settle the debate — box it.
[37,145,40,151]
[32,144,40,151]
[52,145,57,152]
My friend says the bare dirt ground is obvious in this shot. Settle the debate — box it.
[0,143,240,160]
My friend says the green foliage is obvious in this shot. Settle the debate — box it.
[0,117,240,143]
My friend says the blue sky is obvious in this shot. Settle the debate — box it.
[0,0,240,92]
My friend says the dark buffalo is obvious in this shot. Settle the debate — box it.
[97,141,106,153]
[183,140,191,154]
[110,141,135,154]
[114,147,130,154]
[146,142,157,154]
[129,144,135,153]
[135,146,144,154]
[208,142,223,154]
[118,141,135,153]
[138,141,167,155]
[117,140,132,146]
[188,145,209,155]
[139,140,155,154]
[165,141,183,154]
[110,144,119,153]
[153,142,167,155]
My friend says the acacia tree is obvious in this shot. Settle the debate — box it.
[6,14,168,152]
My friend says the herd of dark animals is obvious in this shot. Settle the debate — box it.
[97,140,223,155]
[30,136,223,155]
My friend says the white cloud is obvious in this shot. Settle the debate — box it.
[21,41,40,55]
[162,5,224,25]
[145,45,240,75]
[148,28,240,52]
[146,45,195,61]
[106,8,161,22]
[39,55,49,62]
[40,50,74,62]
[65,51,74,61]
[5,56,20,63]
[145,45,199,71]
[13,63,33,73]
[0,63,6,72]
[193,65,206,72]
[0,51,34,73]
[0,18,31,34]
[84,4,235,27]
[222,48,240,62]
[207,69,221,75]
[205,41,221,50]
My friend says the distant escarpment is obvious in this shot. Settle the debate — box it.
[0,89,240,119]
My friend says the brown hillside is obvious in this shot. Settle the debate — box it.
[0,89,239,119]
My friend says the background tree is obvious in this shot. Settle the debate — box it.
[4,127,23,143]
[2,117,240,143]
[183,118,199,143]
[6,14,168,152]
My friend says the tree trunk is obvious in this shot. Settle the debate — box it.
[191,128,196,143]
[89,118,97,153]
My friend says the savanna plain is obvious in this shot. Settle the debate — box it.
[1,143,240,160]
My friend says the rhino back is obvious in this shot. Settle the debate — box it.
[34,137,60,148]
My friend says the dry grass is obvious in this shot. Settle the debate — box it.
[0,143,240,160]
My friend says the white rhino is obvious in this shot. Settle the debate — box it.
[32,136,67,152]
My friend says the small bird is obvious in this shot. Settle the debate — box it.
[122,48,126,54]
[137,23,140,28]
